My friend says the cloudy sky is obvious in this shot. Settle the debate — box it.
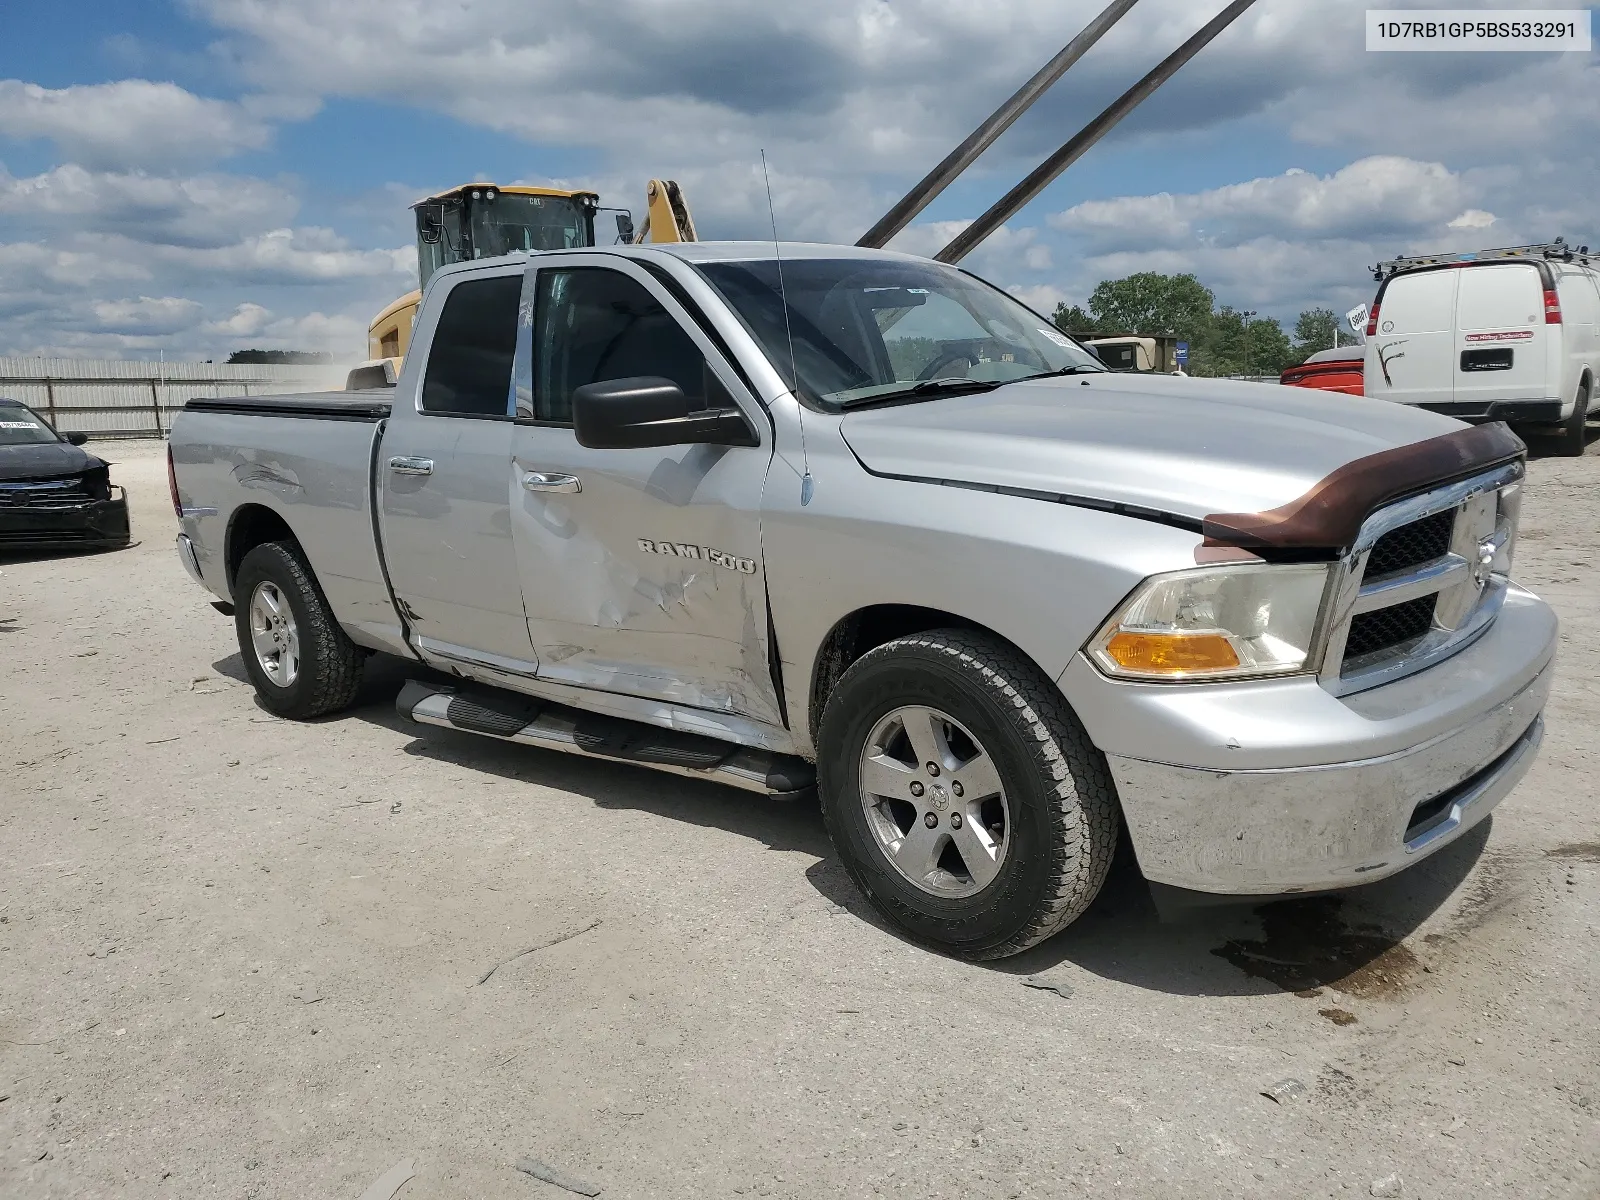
[1,0,1595,361]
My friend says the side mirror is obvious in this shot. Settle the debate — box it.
[614,212,636,245]
[64,432,89,446]
[572,376,757,450]
[417,202,444,245]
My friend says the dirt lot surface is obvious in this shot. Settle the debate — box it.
[2,437,1597,1199]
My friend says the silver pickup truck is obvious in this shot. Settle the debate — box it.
[170,242,1555,959]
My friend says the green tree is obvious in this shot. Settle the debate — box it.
[1086,272,1215,343]
[1051,302,1099,335]
[226,349,332,365]
[1291,307,1339,362]
[1188,308,1295,378]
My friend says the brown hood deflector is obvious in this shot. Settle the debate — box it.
[1203,422,1525,552]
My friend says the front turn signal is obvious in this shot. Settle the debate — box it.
[1104,631,1241,674]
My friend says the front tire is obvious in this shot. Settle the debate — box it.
[233,540,364,719]
[817,629,1118,960]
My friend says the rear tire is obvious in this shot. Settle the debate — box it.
[1556,379,1590,457]
[234,541,364,719]
[816,628,1118,960]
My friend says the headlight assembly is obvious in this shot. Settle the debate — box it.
[1089,562,1333,682]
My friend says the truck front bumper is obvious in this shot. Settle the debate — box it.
[1063,585,1556,895]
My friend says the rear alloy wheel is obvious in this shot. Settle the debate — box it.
[248,581,300,687]
[1557,379,1590,457]
[234,540,364,719]
[818,628,1119,960]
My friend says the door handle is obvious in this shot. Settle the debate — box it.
[388,456,434,476]
[522,471,581,494]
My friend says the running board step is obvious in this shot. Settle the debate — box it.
[395,680,815,799]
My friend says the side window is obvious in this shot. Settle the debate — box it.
[532,267,708,424]
[420,274,522,416]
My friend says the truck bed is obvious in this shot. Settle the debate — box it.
[172,391,408,656]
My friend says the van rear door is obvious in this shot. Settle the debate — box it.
[1453,263,1549,415]
[1367,268,1457,408]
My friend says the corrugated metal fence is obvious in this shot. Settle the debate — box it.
[0,358,351,439]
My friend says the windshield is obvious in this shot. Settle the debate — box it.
[470,193,592,258]
[695,257,1104,408]
[0,404,62,446]
[417,193,594,289]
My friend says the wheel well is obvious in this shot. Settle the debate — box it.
[808,605,988,742]
[225,505,296,596]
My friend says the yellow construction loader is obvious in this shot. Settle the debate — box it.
[362,178,697,377]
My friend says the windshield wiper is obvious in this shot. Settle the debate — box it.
[1013,365,1106,381]
[835,377,1004,409]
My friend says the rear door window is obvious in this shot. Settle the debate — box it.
[420,274,523,416]
[1456,264,1543,330]
[1382,270,1456,334]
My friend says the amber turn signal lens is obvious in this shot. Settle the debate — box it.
[1104,631,1241,674]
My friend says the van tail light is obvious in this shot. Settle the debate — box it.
[167,444,182,517]
[1544,286,1562,324]
[1365,302,1380,338]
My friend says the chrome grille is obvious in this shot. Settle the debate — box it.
[1344,593,1437,659]
[0,476,96,509]
[1366,509,1454,578]
[1320,462,1523,696]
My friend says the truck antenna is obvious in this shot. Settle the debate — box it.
[761,149,813,505]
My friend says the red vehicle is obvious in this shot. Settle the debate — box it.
[1280,345,1364,395]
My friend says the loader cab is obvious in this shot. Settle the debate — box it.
[368,185,600,363]
[414,185,599,291]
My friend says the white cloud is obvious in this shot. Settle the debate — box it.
[89,295,205,335]
[0,165,300,247]
[203,302,366,353]
[1006,282,1072,317]
[1051,157,1477,249]
[150,228,415,284]
[0,79,293,169]
[1448,209,1497,231]
[203,302,274,337]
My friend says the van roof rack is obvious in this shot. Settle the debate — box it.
[1373,237,1593,280]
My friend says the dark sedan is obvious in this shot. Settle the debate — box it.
[0,397,130,552]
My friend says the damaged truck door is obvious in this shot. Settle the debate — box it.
[377,270,536,672]
[507,257,781,725]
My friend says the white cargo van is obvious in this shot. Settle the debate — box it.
[1364,243,1600,454]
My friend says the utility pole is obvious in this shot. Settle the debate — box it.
[936,0,1260,263]
[857,0,1142,249]
[1241,311,1256,376]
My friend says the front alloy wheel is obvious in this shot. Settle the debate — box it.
[859,705,1010,899]
[817,628,1119,960]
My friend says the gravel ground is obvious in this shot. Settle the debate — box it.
[2,437,1596,1200]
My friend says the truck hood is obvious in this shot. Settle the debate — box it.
[0,442,103,481]
[838,373,1461,524]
